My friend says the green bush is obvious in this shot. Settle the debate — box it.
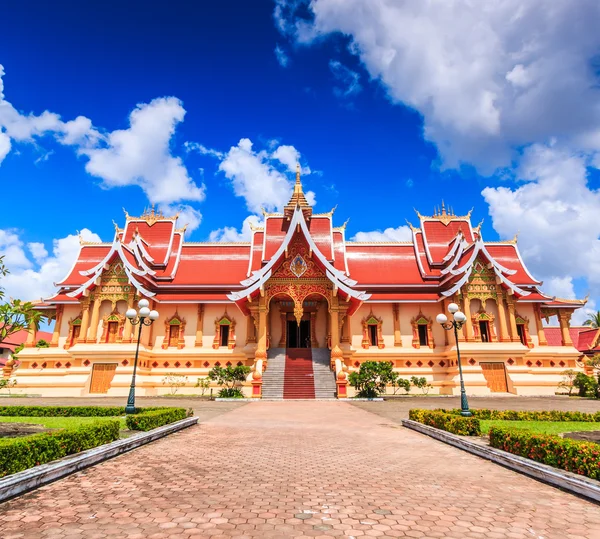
[489,427,600,480]
[0,420,120,478]
[125,407,188,431]
[439,408,600,422]
[0,406,126,417]
[409,409,481,436]
[348,361,395,398]
[573,373,598,398]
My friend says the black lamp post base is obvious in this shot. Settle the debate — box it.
[460,410,473,417]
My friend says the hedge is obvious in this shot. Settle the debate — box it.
[0,406,126,417]
[409,409,481,436]
[125,407,188,431]
[0,420,120,478]
[439,408,600,422]
[489,427,600,480]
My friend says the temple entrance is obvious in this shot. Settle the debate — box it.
[286,319,311,348]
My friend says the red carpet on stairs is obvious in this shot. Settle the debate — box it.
[283,348,315,399]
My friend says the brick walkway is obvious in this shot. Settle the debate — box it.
[1,402,599,538]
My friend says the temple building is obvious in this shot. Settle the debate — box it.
[6,167,586,398]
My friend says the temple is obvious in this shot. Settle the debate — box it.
[7,166,587,397]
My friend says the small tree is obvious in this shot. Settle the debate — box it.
[348,361,395,399]
[410,376,433,395]
[0,256,44,345]
[557,369,577,395]
[161,373,188,395]
[573,373,598,398]
[0,376,17,395]
[35,339,50,348]
[195,377,211,396]
[208,365,251,398]
[391,374,411,395]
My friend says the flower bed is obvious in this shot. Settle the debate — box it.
[439,408,600,422]
[489,427,600,480]
[0,406,190,477]
[408,409,481,436]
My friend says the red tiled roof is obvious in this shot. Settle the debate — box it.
[544,327,582,347]
[0,329,53,352]
[421,220,473,262]
[309,217,333,261]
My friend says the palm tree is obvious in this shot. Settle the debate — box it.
[583,310,600,328]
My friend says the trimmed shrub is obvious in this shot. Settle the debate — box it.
[489,427,600,480]
[0,420,120,478]
[125,407,188,431]
[0,406,126,417]
[439,408,600,422]
[409,409,481,436]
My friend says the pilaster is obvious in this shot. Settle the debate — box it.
[462,295,474,342]
[87,298,102,343]
[50,305,63,347]
[534,305,548,346]
[495,286,510,342]
[506,296,520,343]
[559,311,573,346]
[195,304,204,347]
[77,300,91,343]
[393,303,402,347]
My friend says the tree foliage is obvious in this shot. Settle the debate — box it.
[208,365,250,398]
[348,361,395,398]
[583,310,600,328]
[0,256,44,345]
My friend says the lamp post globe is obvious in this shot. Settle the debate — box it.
[124,301,159,415]
[448,302,459,314]
[436,313,448,325]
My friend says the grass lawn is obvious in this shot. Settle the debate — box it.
[0,416,127,430]
[480,420,600,436]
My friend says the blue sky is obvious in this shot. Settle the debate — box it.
[1,0,600,321]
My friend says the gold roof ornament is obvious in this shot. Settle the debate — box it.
[415,204,473,226]
[284,163,312,219]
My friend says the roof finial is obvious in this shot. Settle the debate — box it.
[295,163,301,186]
[441,200,446,215]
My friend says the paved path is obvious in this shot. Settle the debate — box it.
[1,402,599,538]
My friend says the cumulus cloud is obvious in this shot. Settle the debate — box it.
[189,137,315,213]
[274,44,290,67]
[276,0,600,171]
[0,228,101,301]
[209,215,263,243]
[329,60,361,99]
[351,225,412,243]
[0,66,204,229]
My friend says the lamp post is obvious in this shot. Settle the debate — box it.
[125,299,159,414]
[436,302,472,417]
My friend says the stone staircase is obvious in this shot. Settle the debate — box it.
[260,347,337,399]
[261,348,286,399]
[311,348,337,399]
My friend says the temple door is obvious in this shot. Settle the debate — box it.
[480,362,508,392]
[89,363,117,394]
[107,321,119,343]
[169,324,179,347]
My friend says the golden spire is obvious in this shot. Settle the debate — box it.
[284,163,312,219]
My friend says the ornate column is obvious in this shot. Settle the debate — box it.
[87,298,102,343]
[24,324,37,347]
[506,296,520,342]
[310,310,318,347]
[279,310,287,347]
[559,311,573,346]
[50,305,63,347]
[195,304,204,347]
[326,306,331,349]
[146,300,156,349]
[330,297,342,368]
[393,303,402,347]
[495,287,510,343]
[534,305,548,346]
[246,314,256,344]
[462,295,474,341]
[120,295,135,343]
[255,298,268,362]
[77,300,91,343]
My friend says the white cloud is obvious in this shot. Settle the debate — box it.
[351,225,412,242]
[329,60,361,99]
[0,230,32,269]
[158,203,202,234]
[209,215,263,243]
[81,97,205,205]
[0,66,204,216]
[0,228,101,301]
[278,0,600,171]
[274,44,290,67]
[191,137,315,213]
[27,242,48,264]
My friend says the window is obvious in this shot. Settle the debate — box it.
[169,324,179,347]
[418,324,428,346]
[106,321,119,343]
[479,321,490,343]
[517,324,526,346]
[368,325,378,347]
[71,324,81,347]
[220,325,230,347]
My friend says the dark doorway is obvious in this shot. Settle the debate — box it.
[368,325,378,347]
[287,319,311,348]
[220,325,230,347]
[479,321,490,343]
